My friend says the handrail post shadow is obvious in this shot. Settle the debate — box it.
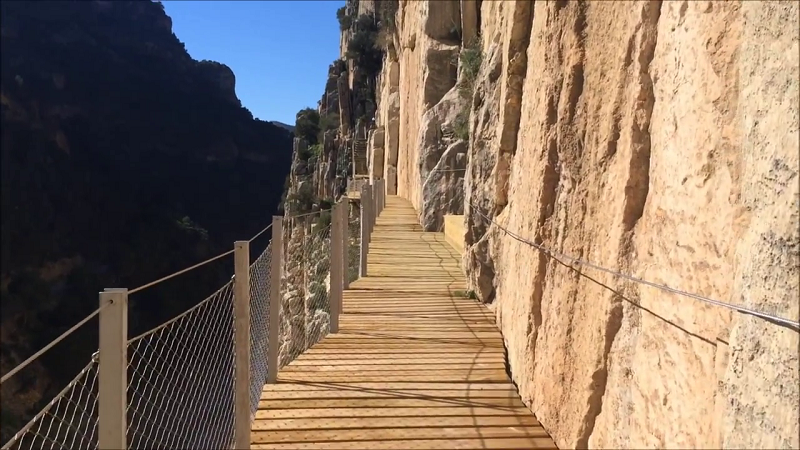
[359,184,370,278]
[267,216,282,384]
[233,241,251,450]
[330,202,343,333]
[341,196,350,290]
[98,288,128,450]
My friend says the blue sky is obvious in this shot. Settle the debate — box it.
[162,0,344,125]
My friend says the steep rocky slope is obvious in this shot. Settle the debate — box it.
[276,0,387,372]
[365,0,799,448]
[0,0,292,440]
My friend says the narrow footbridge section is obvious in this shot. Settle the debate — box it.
[0,181,555,450]
[252,195,556,449]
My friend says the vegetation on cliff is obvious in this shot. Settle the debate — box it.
[453,38,482,141]
[0,0,292,440]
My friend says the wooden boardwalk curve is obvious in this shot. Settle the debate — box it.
[252,196,557,449]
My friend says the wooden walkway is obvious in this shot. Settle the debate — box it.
[252,196,557,449]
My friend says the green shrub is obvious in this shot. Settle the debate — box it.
[317,113,340,143]
[336,6,353,31]
[314,210,332,229]
[458,39,482,100]
[297,144,313,161]
[452,110,469,141]
[319,113,339,132]
[312,143,324,156]
[346,14,383,78]
[286,190,315,215]
[331,59,347,75]
[295,108,321,145]
[355,13,377,31]
[452,38,482,141]
[378,0,399,31]
[452,289,477,299]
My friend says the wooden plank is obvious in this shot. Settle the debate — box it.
[254,407,536,419]
[321,331,500,338]
[279,363,505,372]
[277,372,510,383]
[302,348,505,354]
[309,346,505,351]
[252,195,556,450]
[259,389,524,400]
[252,415,540,430]
[259,382,518,391]
[252,437,557,449]
[287,358,506,365]
[258,397,526,409]
[252,426,551,443]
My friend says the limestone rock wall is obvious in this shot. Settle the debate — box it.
[376,0,800,448]
[372,0,468,230]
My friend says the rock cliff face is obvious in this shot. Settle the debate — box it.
[368,0,799,448]
[278,0,388,368]
[0,0,293,441]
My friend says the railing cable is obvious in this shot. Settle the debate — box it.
[285,207,334,220]
[247,223,273,243]
[128,249,235,295]
[468,202,800,329]
[0,300,112,384]
[2,206,339,386]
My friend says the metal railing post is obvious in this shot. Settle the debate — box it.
[342,196,350,290]
[330,202,343,333]
[267,216,282,384]
[359,185,370,278]
[98,288,128,450]
[233,241,251,449]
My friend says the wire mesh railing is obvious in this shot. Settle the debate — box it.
[1,360,99,450]
[126,283,236,450]
[248,243,271,421]
[346,178,368,195]
[348,211,361,284]
[0,179,384,450]
[278,223,333,369]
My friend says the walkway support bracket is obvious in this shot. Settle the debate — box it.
[267,216,283,384]
[98,288,128,450]
[233,240,251,450]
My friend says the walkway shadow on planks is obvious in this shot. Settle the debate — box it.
[251,195,557,449]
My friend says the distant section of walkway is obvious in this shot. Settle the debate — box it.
[252,195,557,449]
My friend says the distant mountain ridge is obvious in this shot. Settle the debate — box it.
[271,121,296,133]
[0,0,293,440]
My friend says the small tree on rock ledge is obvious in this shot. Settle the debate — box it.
[346,14,383,78]
[336,6,353,31]
[295,108,321,145]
